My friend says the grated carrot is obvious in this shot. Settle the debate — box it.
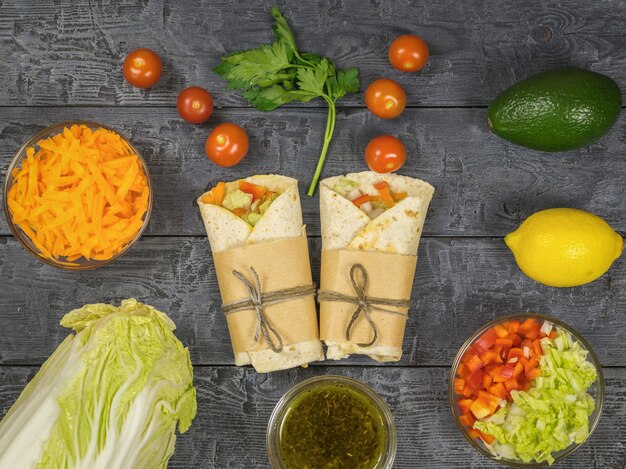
[6,124,150,264]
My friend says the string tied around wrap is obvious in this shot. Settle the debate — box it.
[317,263,410,347]
[221,267,317,354]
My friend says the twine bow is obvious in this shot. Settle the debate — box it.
[222,267,316,353]
[318,263,410,347]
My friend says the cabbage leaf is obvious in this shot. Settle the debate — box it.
[0,299,196,469]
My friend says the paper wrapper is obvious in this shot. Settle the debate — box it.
[213,230,321,371]
[320,249,417,362]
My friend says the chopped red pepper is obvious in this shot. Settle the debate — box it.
[467,369,485,389]
[352,194,371,207]
[489,382,508,399]
[457,399,473,414]
[507,319,520,334]
[473,328,498,354]
[238,180,267,201]
[519,318,541,339]
[455,317,550,440]
[493,324,509,338]
[459,413,476,427]
[480,349,503,366]
[466,354,484,373]
[495,337,513,349]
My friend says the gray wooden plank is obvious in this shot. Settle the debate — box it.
[0,0,625,107]
[0,365,624,468]
[0,236,624,367]
[1,107,625,237]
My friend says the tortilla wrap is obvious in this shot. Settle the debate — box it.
[319,171,434,362]
[198,174,323,372]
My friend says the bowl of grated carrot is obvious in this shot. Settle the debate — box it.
[3,121,152,270]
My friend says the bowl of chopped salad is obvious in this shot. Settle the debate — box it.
[449,314,604,466]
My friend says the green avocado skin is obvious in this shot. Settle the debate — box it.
[488,67,622,151]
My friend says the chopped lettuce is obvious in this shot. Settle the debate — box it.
[0,299,196,469]
[241,192,278,226]
[243,212,262,226]
[332,178,358,196]
[258,192,278,214]
[474,328,597,465]
[222,189,252,211]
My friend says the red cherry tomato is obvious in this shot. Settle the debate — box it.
[177,87,214,124]
[123,48,162,88]
[389,34,429,72]
[365,135,406,173]
[205,123,249,167]
[364,79,406,119]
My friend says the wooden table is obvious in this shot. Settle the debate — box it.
[1,1,625,467]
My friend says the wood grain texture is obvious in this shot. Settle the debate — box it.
[0,236,624,367]
[0,0,624,107]
[1,107,625,237]
[1,1,626,467]
[1,365,624,468]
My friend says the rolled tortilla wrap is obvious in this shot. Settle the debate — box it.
[319,171,434,361]
[198,174,323,372]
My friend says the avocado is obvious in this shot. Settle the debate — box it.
[488,67,622,151]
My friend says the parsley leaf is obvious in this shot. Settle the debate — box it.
[244,86,317,111]
[214,7,360,194]
[270,6,297,53]
[214,41,294,90]
[330,67,360,100]
[296,59,330,95]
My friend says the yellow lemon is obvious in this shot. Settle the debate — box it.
[505,208,623,287]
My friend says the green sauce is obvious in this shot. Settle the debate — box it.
[278,383,386,469]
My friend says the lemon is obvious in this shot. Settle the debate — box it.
[505,208,623,287]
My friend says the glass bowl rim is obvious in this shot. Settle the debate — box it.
[266,374,398,469]
[448,312,605,467]
[3,120,153,270]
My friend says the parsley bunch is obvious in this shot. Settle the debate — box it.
[214,7,360,195]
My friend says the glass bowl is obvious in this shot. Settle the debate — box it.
[267,375,397,469]
[449,313,604,467]
[3,121,153,270]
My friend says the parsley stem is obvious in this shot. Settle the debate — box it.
[307,98,336,196]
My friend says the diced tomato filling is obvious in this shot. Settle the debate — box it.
[454,317,552,443]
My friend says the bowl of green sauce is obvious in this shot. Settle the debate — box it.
[267,375,397,469]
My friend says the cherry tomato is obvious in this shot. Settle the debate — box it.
[123,48,162,88]
[177,87,214,124]
[364,79,406,119]
[205,123,249,167]
[389,34,429,72]
[365,135,406,173]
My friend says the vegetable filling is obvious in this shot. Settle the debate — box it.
[332,178,407,219]
[201,180,279,226]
